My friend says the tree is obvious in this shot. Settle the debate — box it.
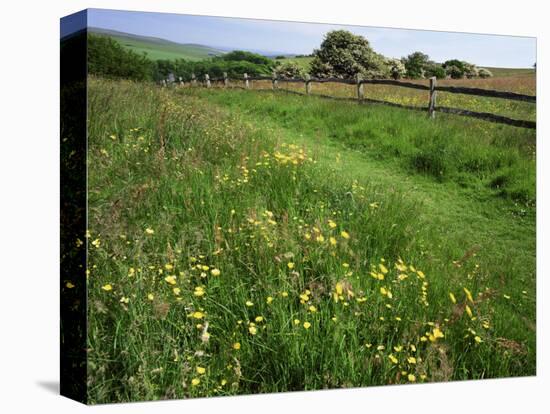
[274,61,305,78]
[424,62,447,79]
[442,59,466,78]
[221,50,272,66]
[386,58,406,79]
[87,34,154,81]
[445,65,463,79]
[309,30,387,79]
[402,52,430,78]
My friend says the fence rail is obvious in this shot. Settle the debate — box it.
[164,72,536,129]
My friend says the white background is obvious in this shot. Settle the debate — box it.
[0,0,547,412]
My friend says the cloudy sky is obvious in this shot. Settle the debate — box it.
[72,8,535,68]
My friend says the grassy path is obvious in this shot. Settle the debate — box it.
[185,88,536,360]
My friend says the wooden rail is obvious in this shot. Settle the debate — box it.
[165,72,536,129]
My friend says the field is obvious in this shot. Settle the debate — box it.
[82,76,535,403]
[89,28,225,61]
[264,75,536,122]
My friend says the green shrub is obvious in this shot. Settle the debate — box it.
[275,61,305,78]
[402,51,430,79]
[87,34,153,81]
[478,68,493,78]
[386,58,406,79]
[221,50,273,65]
[424,63,447,79]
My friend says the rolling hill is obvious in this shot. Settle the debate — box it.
[88,27,227,61]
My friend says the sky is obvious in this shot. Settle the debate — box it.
[71,8,536,68]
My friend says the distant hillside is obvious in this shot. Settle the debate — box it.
[481,67,535,77]
[88,27,226,61]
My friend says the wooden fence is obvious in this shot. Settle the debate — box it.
[164,72,536,129]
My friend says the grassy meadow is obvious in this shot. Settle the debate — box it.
[90,29,225,61]
[266,75,536,122]
[82,76,535,404]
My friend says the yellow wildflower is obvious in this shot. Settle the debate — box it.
[233,342,241,350]
[303,322,311,329]
[266,296,274,304]
[145,228,154,235]
[428,327,444,342]
[65,282,75,289]
[101,284,113,291]
[196,366,206,375]
[245,300,254,307]
[191,311,205,319]
[191,378,200,386]
[463,287,474,303]
[210,268,221,276]
[164,275,177,285]
[340,231,350,239]
[449,292,457,304]
[287,262,295,270]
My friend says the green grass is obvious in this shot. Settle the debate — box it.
[83,78,535,404]
[482,67,536,77]
[91,31,225,61]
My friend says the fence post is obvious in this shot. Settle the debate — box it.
[244,73,249,89]
[191,73,197,87]
[429,76,437,118]
[205,73,211,88]
[356,73,364,100]
[272,71,278,90]
[223,72,229,88]
[305,74,311,95]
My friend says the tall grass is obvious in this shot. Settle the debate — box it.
[195,88,535,206]
[82,78,535,404]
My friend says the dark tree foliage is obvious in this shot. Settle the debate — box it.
[220,50,273,66]
[424,63,447,79]
[87,34,153,81]
[402,51,430,79]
